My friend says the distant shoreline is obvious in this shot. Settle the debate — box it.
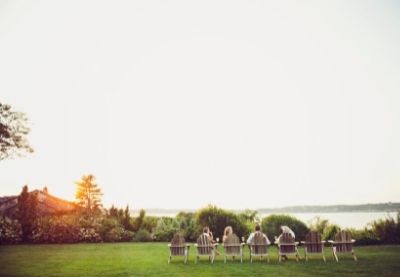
[135,202,400,215]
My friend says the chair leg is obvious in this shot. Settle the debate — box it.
[352,251,357,262]
[296,253,299,262]
[279,255,282,263]
[322,253,326,263]
[195,256,198,264]
[168,255,171,264]
[304,248,308,262]
[211,253,215,264]
[224,256,227,263]
[332,247,338,262]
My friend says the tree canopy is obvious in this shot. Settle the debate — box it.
[0,103,33,160]
[75,174,103,214]
[16,185,38,242]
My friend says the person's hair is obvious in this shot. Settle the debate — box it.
[203,226,209,233]
[255,224,261,231]
[224,226,233,237]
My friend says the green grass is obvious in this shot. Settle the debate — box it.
[1,243,399,276]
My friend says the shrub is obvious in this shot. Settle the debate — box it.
[32,215,80,243]
[261,214,309,241]
[322,224,341,241]
[79,227,102,242]
[135,229,152,242]
[347,228,380,245]
[153,217,179,241]
[309,216,330,234]
[98,217,134,242]
[0,216,22,244]
[370,213,400,244]
[141,216,159,233]
[103,226,126,242]
[176,212,198,242]
[196,205,250,240]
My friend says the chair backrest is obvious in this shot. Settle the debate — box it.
[279,232,296,254]
[334,230,353,252]
[305,231,323,253]
[249,232,268,255]
[223,233,241,255]
[170,233,186,256]
[196,234,213,255]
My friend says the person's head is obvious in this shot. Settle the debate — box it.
[255,224,261,232]
[203,226,210,234]
[281,225,295,237]
[224,226,233,237]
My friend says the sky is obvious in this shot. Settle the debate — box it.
[1,0,400,210]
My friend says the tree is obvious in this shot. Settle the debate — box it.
[16,185,38,242]
[133,209,146,232]
[0,103,33,160]
[75,174,103,214]
[122,205,133,231]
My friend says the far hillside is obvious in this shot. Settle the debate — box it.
[142,202,400,216]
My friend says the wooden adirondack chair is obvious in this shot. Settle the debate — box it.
[194,234,216,263]
[301,231,326,262]
[277,232,300,262]
[222,234,245,263]
[328,230,357,262]
[168,233,190,264]
[248,232,269,263]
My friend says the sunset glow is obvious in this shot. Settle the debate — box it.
[1,0,400,209]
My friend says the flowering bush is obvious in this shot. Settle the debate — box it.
[0,217,22,244]
[32,216,80,243]
[79,227,102,242]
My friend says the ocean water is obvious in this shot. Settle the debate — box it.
[259,212,398,229]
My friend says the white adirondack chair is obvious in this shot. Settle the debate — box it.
[328,230,357,262]
[168,233,190,264]
[301,231,326,262]
[222,233,245,263]
[194,233,216,263]
[248,232,270,263]
[277,232,300,262]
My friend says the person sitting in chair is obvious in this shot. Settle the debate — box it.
[274,225,295,260]
[247,224,271,245]
[203,226,220,255]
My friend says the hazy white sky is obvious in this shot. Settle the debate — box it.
[1,0,400,210]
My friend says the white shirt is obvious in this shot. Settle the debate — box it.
[247,231,271,245]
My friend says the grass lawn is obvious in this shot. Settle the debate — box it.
[1,243,399,276]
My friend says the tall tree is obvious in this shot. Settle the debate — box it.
[123,205,133,231]
[16,185,38,242]
[75,174,103,214]
[0,103,33,160]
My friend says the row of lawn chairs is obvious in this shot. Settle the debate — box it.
[168,230,357,264]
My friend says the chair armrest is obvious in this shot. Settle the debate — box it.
[321,240,326,243]
[186,243,190,248]
[328,240,334,244]
[295,242,299,245]
[194,243,198,247]
[300,241,305,244]
[351,239,356,243]
[168,243,171,247]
